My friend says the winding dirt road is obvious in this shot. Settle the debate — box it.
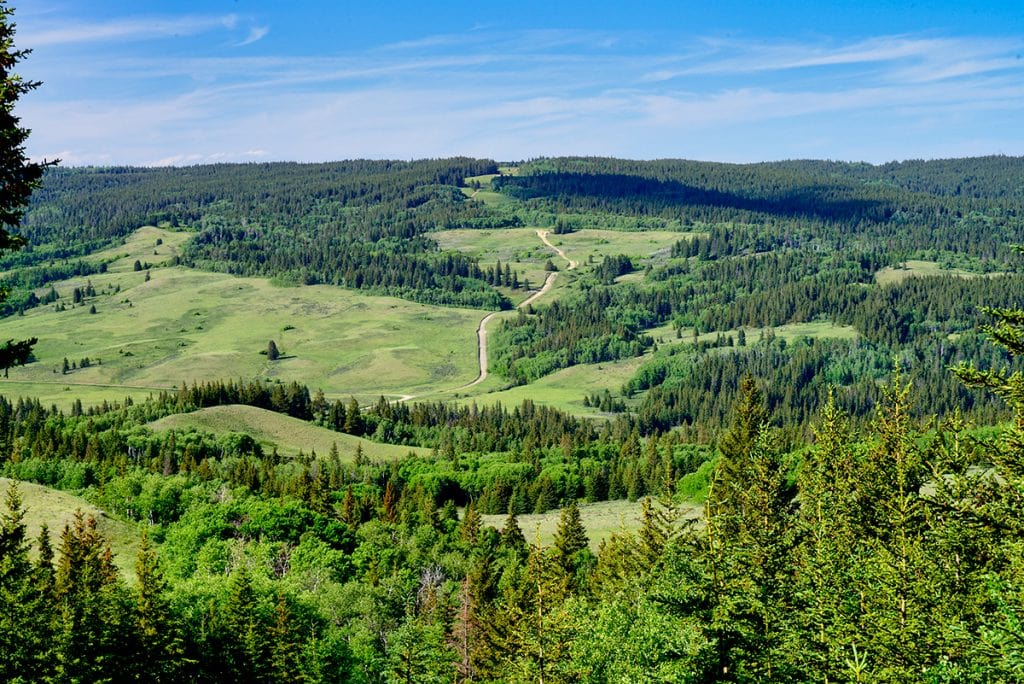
[453,229,577,391]
[536,229,579,270]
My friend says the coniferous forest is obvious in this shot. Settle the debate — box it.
[4,152,1024,680]
[7,1,1024,680]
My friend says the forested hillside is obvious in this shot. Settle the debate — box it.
[13,159,516,308]
[6,155,1024,680]
[9,156,1024,431]
[4,315,1024,680]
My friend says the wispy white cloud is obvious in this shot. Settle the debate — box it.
[643,35,1024,83]
[17,24,1024,165]
[20,14,239,47]
[151,149,268,167]
[236,26,270,48]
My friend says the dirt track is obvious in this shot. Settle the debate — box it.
[453,230,577,392]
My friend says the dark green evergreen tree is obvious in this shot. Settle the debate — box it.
[54,511,135,682]
[553,502,589,576]
[134,530,182,680]
[224,563,272,681]
[0,482,55,680]
[0,0,52,376]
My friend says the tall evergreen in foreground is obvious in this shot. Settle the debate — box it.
[0,0,52,375]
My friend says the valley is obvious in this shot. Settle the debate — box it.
[4,155,1024,680]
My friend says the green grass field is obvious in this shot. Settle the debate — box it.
[1,239,484,409]
[86,225,193,272]
[449,354,650,415]
[432,228,556,297]
[436,228,692,275]
[149,405,428,461]
[480,498,702,551]
[1,477,141,581]
[547,229,694,264]
[643,320,859,347]
[874,259,998,285]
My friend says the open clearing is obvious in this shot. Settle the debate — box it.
[86,225,193,272]
[452,354,649,416]
[480,497,702,551]
[2,251,482,409]
[149,405,427,461]
[874,259,1000,285]
[644,320,859,346]
[547,228,696,264]
[1,477,140,581]
[432,227,559,298]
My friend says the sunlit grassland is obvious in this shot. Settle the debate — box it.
[1,477,141,581]
[449,354,650,416]
[2,260,483,410]
[546,228,696,264]
[84,225,193,272]
[480,498,703,551]
[149,405,428,462]
[432,228,555,298]
[643,320,860,347]
[874,259,1000,285]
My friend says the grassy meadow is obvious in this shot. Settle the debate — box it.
[1,230,485,409]
[449,354,651,416]
[546,228,694,263]
[149,405,428,461]
[1,477,141,581]
[480,497,702,551]
[432,228,558,300]
[643,320,860,347]
[874,259,1000,285]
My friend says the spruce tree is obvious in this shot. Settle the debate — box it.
[553,502,588,573]
[134,530,182,680]
[459,500,482,546]
[224,563,272,681]
[54,511,134,682]
[0,1,52,376]
[0,482,56,680]
[500,509,528,558]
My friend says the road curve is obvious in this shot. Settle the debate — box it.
[453,230,577,392]
[536,229,579,270]
[456,270,559,391]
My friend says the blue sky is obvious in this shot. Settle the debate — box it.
[15,1,1024,166]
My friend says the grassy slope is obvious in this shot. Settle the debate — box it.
[86,225,193,272]
[480,498,703,551]
[547,229,694,263]
[0,477,140,581]
[149,405,427,462]
[1,228,483,409]
[451,355,651,415]
[874,259,1000,285]
[427,227,694,411]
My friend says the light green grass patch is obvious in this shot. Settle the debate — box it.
[149,405,427,462]
[452,355,649,416]
[467,190,514,207]
[552,229,696,265]
[645,321,859,349]
[0,477,141,581]
[480,498,702,551]
[481,499,643,551]
[874,259,999,285]
[2,266,482,410]
[771,321,860,341]
[463,173,499,189]
[432,228,553,291]
[85,226,193,273]
[433,228,548,261]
